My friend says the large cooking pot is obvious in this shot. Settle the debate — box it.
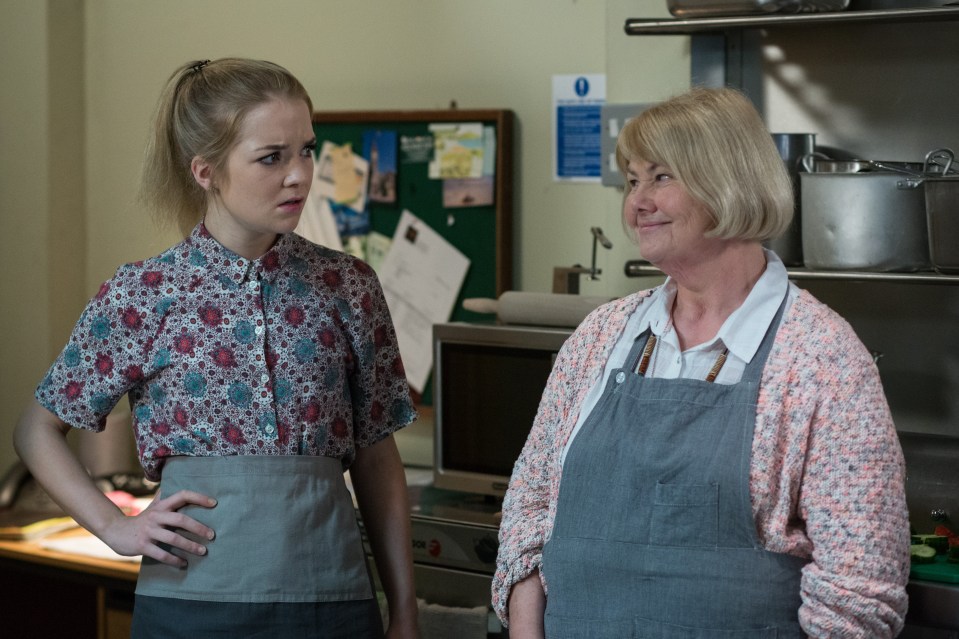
[801,171,930,271]
[800,149,955,272]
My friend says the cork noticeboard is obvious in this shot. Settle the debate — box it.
[311,109,514,310]
[311,109,514,401]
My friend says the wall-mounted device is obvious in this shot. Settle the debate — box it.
[600,103,651,186]
[552,226,613,294]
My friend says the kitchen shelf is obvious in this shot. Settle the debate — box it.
[624,6,959,94]
[624,6,959,35]
[624,261,959,285]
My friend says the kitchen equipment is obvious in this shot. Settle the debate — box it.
[799,149,957,272]
[801,171,930,271]
[766,133,816,266]
[921,176,959,274]
[801,154,872,174]
[667,0,849,18]
[802,148,955,177]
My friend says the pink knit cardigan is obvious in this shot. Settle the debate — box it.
[492,288,910,637]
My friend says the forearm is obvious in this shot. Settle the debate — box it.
[507,571,546,638]
[13,399,126,536]
[351,436,417,632]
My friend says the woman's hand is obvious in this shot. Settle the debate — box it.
[99,489,217,567]
[13,400,216,568]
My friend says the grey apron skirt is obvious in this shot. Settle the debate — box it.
[542,294,808,638]
[131,455,382,639]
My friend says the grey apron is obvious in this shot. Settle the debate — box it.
[132,455,381,638]
[542,295,807,638]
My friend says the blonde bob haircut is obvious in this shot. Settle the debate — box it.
[615,87,793,243]
[139,58,313,236]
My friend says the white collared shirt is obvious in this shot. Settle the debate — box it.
[560,249,797,463]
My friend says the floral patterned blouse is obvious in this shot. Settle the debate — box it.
[36,223,416,481]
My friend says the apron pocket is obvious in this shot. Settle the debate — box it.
[648,482,718,548]
[545,613,636,638]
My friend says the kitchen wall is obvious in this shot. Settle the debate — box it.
[0,0,685,475]
[0,0,88,477]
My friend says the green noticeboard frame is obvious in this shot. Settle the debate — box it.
[311,109,514,401]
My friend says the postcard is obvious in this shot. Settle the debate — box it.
[428,122,484,179]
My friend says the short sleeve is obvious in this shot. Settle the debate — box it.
[344,260,416,447]
[35,265,165,431]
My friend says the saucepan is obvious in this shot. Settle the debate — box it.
[800,148,956,272]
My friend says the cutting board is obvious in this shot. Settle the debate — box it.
[911,555,959,584]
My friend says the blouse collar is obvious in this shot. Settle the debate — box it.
[639,249,789,364]
[186,222,294,285]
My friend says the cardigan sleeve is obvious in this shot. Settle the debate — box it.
[490,293,645,626]
[490,326,576,624]
[756,291,910,637]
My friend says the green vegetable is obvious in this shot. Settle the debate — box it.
[911,544,937,564]
[912,535,949,554]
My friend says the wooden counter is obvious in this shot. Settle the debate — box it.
[0,530,138,639]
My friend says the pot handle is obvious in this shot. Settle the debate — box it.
[923,148,954,176]
[869,160,923,177]
[800,151,831,173]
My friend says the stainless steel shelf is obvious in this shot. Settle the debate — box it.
[625,6,959,35]
[624,261,959,285]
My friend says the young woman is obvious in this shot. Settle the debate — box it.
[14,58,418,638]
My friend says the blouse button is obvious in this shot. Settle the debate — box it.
[615,371,626,384]
[260,373,270,383]
[254,325,264,335]
[248,280,259,290]
[264,424,275,434]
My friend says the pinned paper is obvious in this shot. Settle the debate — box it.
[315,141,370,236]
[363,130,398,204]
[428,122,485,179]
[379,210,470,393]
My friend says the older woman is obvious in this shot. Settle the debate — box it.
[492,87,909,638]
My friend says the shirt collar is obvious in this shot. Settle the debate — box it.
[637,249,788,363]
[186,222,294,284]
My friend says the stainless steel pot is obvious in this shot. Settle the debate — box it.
[800,149,955,272]
[800,171,931,272]
[765,133,816,266]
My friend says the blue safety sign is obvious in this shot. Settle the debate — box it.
[552,74,606,182]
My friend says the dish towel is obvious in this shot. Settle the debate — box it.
[417,598,489,639]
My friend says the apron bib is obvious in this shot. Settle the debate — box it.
[542,295,807,638]
[136,455,372,604]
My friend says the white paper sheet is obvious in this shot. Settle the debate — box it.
[379,210,470,393]
[294,162,345,251]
